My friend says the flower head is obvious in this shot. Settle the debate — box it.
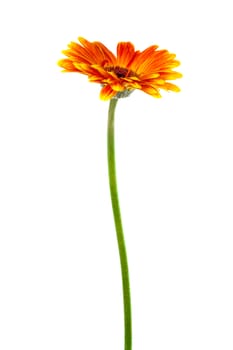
[58,37,182,100]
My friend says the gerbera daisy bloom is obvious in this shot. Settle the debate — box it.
[58,37,182,100]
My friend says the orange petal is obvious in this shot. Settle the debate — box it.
[138,73,160,80]
[78,37,91,48]
[159,72,183,80]
[77,37,116,66]
[124,81,142,89]
[100,85,117,100]
[57,59,78,72]
[94,41,116,65]
[161,82,181,92]
[131,45,159,71]
[111,82,125,92]
[64,46,94,64]
[141,85,162,98]
[73,62,91,73]
[116,42,136,67]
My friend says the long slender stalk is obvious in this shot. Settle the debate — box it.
[107,98,132,350]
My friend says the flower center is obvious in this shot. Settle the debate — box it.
[114,66,129,78]
[105,65,133,78]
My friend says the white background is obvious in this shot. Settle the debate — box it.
[0,0,233,349]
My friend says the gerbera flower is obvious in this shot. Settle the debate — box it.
[58,37,182,100]
[57,36,183,350]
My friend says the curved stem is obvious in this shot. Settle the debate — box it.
[107,98,132,350]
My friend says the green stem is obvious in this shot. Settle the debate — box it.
[107,98,132,350]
